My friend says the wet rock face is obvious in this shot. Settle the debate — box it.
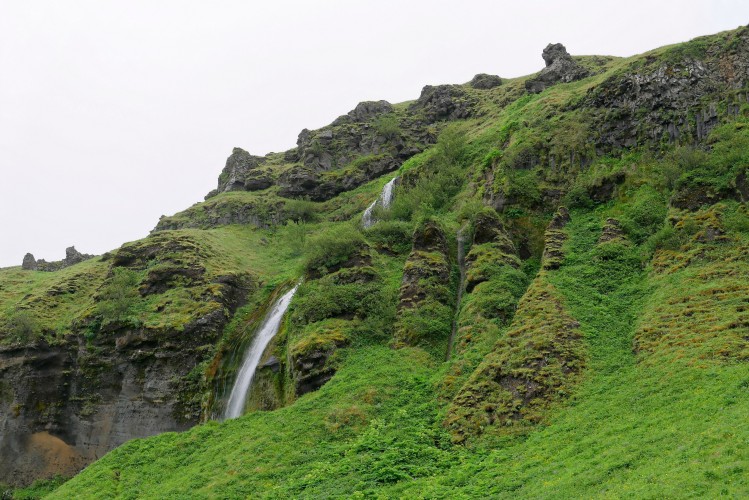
[525,43,589,94]
[3,232,254,486]
[469,73,503,90]
[0,264,252,487]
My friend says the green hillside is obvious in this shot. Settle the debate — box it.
[3,25,749,498]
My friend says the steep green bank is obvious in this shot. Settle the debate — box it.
[2,25,749,497]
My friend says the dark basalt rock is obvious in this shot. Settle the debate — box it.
[395,221,451,325]
[27,247,94,272]
[333,100,394,125]
[63,246,88,267]
[243,170,274,191]
[470,73,503,89]
[412,219,449,254]
[542,207,571,270]
[598,218,628,244]
[525,43,589,94]
[0,269,252,487]
[214,147,269,195]
[464,210,520,294]
[278,155,400,201]
[582,28,749,151]
[293,349,338,396]
[21,253,37,271]
[472,210,506,245]
[410,84,477,122]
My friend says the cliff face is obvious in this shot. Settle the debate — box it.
[0,334,196,483]
[0,232,254,487]
[3,25,749,494]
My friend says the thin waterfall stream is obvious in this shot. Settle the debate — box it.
[447,223,469,360]
[362,176,398,228]
[223,284,299,420]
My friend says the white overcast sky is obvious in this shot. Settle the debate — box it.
[0,1,747,267]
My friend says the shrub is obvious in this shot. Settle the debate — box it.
[304,224,366,275]
[466,267,529,323]
[456,199,486,224]
[395,299,453,348]
[96,267,141,325]
[283,199,318,223]
[505,169,541,206]
[363,220,413,254]
[373,113,401,141]
[722,203,749,234]
[284,220,308,257]
[646,218,700,253]
[563,182,593,209]
[388,126,469,221]
[620,186,668,243]
[6,310,40,343]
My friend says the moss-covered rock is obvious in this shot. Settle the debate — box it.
[446,278,585,443]
[393,220,454,354]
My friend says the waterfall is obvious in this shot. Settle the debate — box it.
[362,176,397,228]
[447,223,469,360]
[223,284,299,420]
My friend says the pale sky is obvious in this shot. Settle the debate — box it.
[0,1,747,267]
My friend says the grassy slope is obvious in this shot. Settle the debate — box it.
[387,211,749,497]
[50,208,749,498]
[8,26,749,497]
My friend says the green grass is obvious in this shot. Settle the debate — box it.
[49,346,451,499]
[5,25,749,498]
[51,207,749,498]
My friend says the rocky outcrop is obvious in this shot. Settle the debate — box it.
[464,210,521,293]
[446,278,585,443]
[0,277,250,487]
[213,148,271,195]
[542,207,571,270]
[292,348,339,396]
[21,253,37,271]
[393,221,454,351]
[583,27,749,151]
[525,43,589,94]
[24,247,94,273]
[154,195,283,232]
[277,105,424,201]
[1,232,254,487]
[598,218,629,244]
[278,155,401,201]
[332,100,394,125]
[669,170,749,211]
[469,73,503,90]
[410,84,477,122]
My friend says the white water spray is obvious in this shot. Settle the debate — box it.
[223,284,299,420]
[362,177,397,228]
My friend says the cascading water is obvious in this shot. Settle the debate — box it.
[223,284,299,420]
[362,176,397,228]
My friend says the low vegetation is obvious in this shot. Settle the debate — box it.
[3,25,749,498]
